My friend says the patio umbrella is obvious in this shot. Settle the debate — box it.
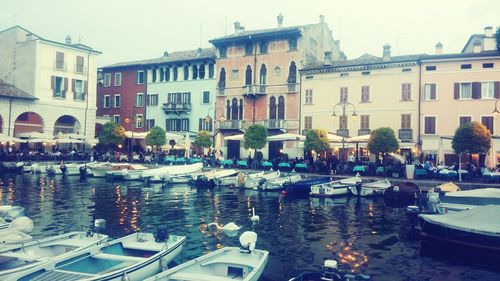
[267,133,305,141]
[486,139,497,169]
[16,132,54,139]
[165,132,184,142]
[184,132,191,158]
[346,134,370,142]
[124,131,149,139]
[437,138,444,165]
[55,138,84,144]
[215,132,222,153]
[0,133,26,143]
[327,133,344,142]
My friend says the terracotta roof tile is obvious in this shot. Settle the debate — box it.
[0,79,36,100]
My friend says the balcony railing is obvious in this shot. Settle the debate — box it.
[162,102,192,114]
[399,128,413,141]
[264,119,285,129]
[337,129,349,137]
[217,88,226,96]
[358,129,371,136]
[216,83,300,97]
[216,120,244,130]
[287,83,297,93]
[243,84,267,96]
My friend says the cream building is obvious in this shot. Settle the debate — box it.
[300,45,421,161]
[0,26,100,141]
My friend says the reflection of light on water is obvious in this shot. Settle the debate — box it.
[325,240,369,273]
[368,204,374,217]
[8,179,15,202]
[130,200,140,232]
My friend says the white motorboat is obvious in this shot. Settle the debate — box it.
[310,175,362,197]
[12,231,186,281]
[141,163,203,183]
[0,231,107,280]
[349,179,392,197]
[89,162,144,178]
[260,174,302,191]
[106,164,149,180]
[192,169,240,188]
[144,231,268,281]
[244,171,280,189]
[216,171,264,186]
[438,188,500,212]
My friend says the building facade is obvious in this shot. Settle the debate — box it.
[0,26,100,141]
[209,14,343,160]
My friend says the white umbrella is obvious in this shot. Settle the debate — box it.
[0,133,26,143]
[267,133,305,141]
[28,138,54,143]
[55,138,84,144]
[225,134,245,141]
[327,133,344,142]
[124,131,149,139]
[346,134,370,143]
[486,139,497,169]
[165,132,184,142]
[16,132,53,139]
[184,132,191,158]
[57,133,85,140]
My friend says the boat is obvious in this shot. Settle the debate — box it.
[283,176,331,195]
[106,164,149,180]
[89,162,146,178]
[12,231,186,281]
[288,260,371,281]
[140,163,203,183]
[216,171,264,187]
[260,174,302,191]
[0,231,108,280]
[384,182,420,207]
[192,169,239,188]
[244,171,280,189]
[310,175,362,197]
[437,188,500,212]
[144,231,268,281]
[47,163,88,176]
[419,205,500,254]
[349,179,392,197]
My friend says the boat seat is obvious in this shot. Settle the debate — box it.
[169,272,239,281]
[29,269,96,281]
[93,252,146,262]
[1,251,46,262]
[201,256,252,268]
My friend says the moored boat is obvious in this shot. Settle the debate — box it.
[349,179,392,197]
[12,231,186,281]
[283,176,331,195]
[89,163,144,178]
[106,164,149,180]
[438,188,500,212]
[260,173,302,191]
[310,175,362,197]
[289,259,371,281]
[192,169,239,188]
[141,163,203,183]
[216,171,264,187]
[244,171,280,189]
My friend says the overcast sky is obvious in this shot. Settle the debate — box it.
[2,0,498,66]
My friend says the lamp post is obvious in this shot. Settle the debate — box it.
[330,101,357,172]
[493,99,500,118]
[129,115,142,154]
[205,107,226,147]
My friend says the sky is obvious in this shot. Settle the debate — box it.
[1,0,498,67]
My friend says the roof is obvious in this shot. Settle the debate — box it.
[209,25,303,44]
[102,48,216,69]
[461,34,486,53]
[0,79,37,100]
[421,50,500,61]
[0,25,101,54]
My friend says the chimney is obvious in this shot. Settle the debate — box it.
[324,51,332,65]
[472,40,482,53]
[435,42,443,55]
[277,13,284,28]
[485,26,493,37]
[65,35,71,45]
[197,47,203,57]
[383,44,391,61]
[234,21,244,34]
[163,51,169,57]
[319,15,325,23]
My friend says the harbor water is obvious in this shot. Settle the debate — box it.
[1,173,500,281]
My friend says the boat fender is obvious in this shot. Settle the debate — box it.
[60,163,67,174]
[393,185,400,192]
[121,272,130,281]
[159,256,169,271]
[155,226,169,242]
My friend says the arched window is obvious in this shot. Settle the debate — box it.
[218,68,226,88]
[199,64,205,79]
[173,66,178,81]
[231,98,239,120]
[183,65,189,80]
[269,96,276,119]
[159,68,165,82]
[259,64,267,85]
[192,65,198,80]
[165,67,170,81]
[287,61,297,84]
[226,100,231,120]
[278,96,285,119]
[239,99,243,120]
[208,63,215,79]
[245,65,252,85]
[151,68,157,82]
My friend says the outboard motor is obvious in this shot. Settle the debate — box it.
[355,182,362,197]
[427,191,441,214]
[322,260,343,281]
[94,219,106,234]
[60,163,67,175]
[79,166,87,179]
[154,226,169,242]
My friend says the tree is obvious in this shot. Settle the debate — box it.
[98,122,125,149]
[304,129,329,154]
[367,127,399,169]
[194,131,212,150]
[452,121,491,155]
[145,126,166,150]
[495,27,500,51]
[244,124,267,161]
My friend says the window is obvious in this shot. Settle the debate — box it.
[136,93,144,107]
[289,38,298,51]
[103,73,111,87]
[183,65,189,80]
[76,56,84,73]
[135,114,143,128]
[277,96,285,119]
[401,114,411,129]
[151,68,157,82]
[260,42,268,54]
[231,69,239,80]
[114,72,122,86]
[461,64,472,69]
[459,116,471,126]
[245,66,252,85]
[340,87,348,103]
[360,115,370,129]
[459,83,472,99]
[424,83,436,100]
[305,89,313,104]
[173,66,178,81]
[146,119,155,130]
[483,63,494,68]
[192,65,198,80]
[103,95,110,108]
[199,118,213,131]
[147,94,158,106]
[199,64,205,79]
[165,67,171,81]
[361,86,370,103]
[159,68,165,82]
[245,43,253,55]
[136,70,145,84]
[52,76,65,98]
[340,73,349,77]
[113,94,121,108]
[166,118,189,131]
[401,83,411,101]
[424,116,436,134]
[425,66,436,71]
[113,115,120,124]
[482,116,494,135]
[202,91,210,104]
[56,51,65,70]
[269,97,277,119]
[73,79,85,100]
[339,116,347,130]
[482,82,494,99]
[304,116,312,130]
[402,68,412,72]
[361,71,371,76]
[208,64,214,79]
[219,46,227,58]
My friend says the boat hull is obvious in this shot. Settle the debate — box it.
[283,177,331,195]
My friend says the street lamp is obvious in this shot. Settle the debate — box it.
[331,101,357,170]
[492,99,500,118]
[130,115,142,154]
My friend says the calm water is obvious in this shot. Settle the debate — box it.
[1,173,500,281]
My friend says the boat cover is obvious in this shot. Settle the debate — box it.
[419,205,500,236]
[445,188,500,199]
[437,182,460,192]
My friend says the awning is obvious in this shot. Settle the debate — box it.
[0,133,26,143]
[346,134,370,142]
[16,132,53,139]
[124,131,149,139]
[267,133,305,141]
[54,138,85,144]
[224,134,244,141]
[327,133,344,142]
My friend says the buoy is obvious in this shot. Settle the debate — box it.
[251,207,260,222]
[281,190,287,197]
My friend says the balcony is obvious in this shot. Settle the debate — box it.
[217,88,226,96]
[337,129,349,137]
[399,129,413,142]
[162,102,191,114]
[264,119,285,129]
[358,129,371,136]
[216,120,244,130]
[287,83,298,93]
[243,84,267,96]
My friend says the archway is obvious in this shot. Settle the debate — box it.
[13,112,44,136]
[53,115,80,135]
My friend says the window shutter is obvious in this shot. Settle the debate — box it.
[472,82,481,99]
[430,84,436,100]
[495,81,500,98]
[84,81,88,96]
[199,118,202,131]
[425,117,430,133]
[51,76,55,89]
[454,83,460,99]
[63,78,68,97]
[431,117,436,133]
[209,120,213,131]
